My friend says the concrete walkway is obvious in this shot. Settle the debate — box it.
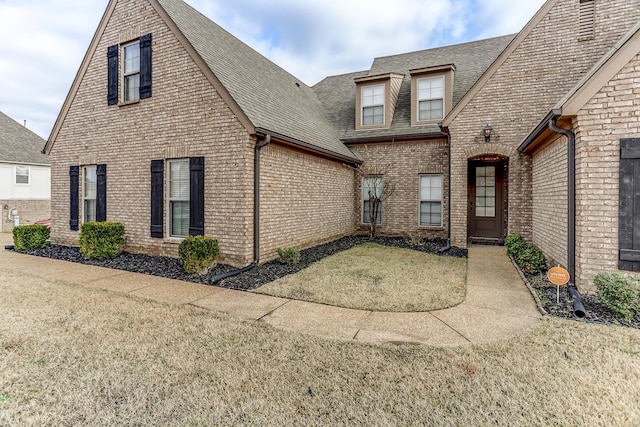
[0,234,541,347]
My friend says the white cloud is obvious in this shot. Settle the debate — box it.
[0,0,545,139]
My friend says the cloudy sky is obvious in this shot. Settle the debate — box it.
[0,0,545,140]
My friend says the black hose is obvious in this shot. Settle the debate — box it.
[568,284,586,318]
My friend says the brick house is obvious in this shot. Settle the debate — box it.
[0,111,50,233]
[45,0,640,291]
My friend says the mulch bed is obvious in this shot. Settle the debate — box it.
[18,235,466,291]
[520,269,639,330]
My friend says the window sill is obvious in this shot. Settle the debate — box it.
[118,99,140,107]
[419,225,444,230]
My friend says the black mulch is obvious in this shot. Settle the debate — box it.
[524,272,639,330]
[19,235,466,291]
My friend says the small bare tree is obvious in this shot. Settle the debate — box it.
[358,166,395,238]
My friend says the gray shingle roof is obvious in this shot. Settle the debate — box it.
[314,35,515,141]
[157,0,358,162]
[0,111,49,165]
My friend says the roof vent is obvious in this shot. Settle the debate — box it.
[578,0,595,41]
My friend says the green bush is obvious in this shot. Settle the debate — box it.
[79,222,126,260]
[178,235,220,275]
[13,224,50,252]
[276,247,301,267]
[505,233,525,258]
[514,242,548,275]
[594,272,640,322]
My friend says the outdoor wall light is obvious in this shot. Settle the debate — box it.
[483,124,493,142]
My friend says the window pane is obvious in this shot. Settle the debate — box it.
[169,160,190,199]
[420,201,442,226]
[124,74,140,102]
[363,200,382,224]
[363,105,383,125]
[15,166,29,184]
[84,199,96,223]
[170,201,189,237]
[362,85,384,107]
[84,166,97,199]
[418,76,444,100]
[419,99,443,120]
[475,166,496,218]
[124,42,140,73]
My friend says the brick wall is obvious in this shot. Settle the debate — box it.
[48,0,254,265]
[349,139,449,239]
[531,135,568,268]
[573,52,640,291]
[259,144,356,261]
[0,199,51,233]
[448,0,640,248]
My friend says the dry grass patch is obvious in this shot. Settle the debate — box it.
[0,268,639,426]
[254,243,467,312]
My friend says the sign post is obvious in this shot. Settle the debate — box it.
[547,266,570,303]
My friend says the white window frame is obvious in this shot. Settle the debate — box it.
[82,165,97,223]
[122,40,141,102]
[417,76,444,122]
[362,175,383,225]
[419,174,443,227]
[361,84,385,126]
[167,159,190,238]
[15,165,29,185]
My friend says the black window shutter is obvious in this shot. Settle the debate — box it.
[150,160,164,238]
[107,45,119,105]
[69,166,79,230]
[96,164,107,222]
[189,157,205,236]
[619,138,640,271]
[140,33,152,99]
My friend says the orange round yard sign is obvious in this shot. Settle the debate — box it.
[547,267,570,285]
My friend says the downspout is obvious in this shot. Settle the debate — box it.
[437,127,452,254]
[548,116,585,318]
[209,134,271,284]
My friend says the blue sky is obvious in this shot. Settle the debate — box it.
[0,0,545,140]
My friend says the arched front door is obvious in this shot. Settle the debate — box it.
[468,156,508,244]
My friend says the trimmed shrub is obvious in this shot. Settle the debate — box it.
[505,233,525,258]
[178,235,219,275]
[79,222,126,260]
[514,242,548,275]
[277,247,301,267]
[13,224,50,252]
[594,272,640,322]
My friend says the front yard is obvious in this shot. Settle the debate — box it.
[1,267,639,426]
[254,243,467,311]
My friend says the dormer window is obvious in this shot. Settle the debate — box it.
[418,76,444,121]
[354,73,403,130]
[411,64,455,126]
[362,85,385,126]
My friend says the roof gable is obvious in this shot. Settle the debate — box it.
[46,0,359,162]
[442,0,560,126]
[0,111,49,165]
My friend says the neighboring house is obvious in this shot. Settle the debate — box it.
[0,111,50,233]
[45,0,640,291]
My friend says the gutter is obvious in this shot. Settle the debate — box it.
[437,125,452,254]
[547,114,585,318]
[254,127,361,166]
[209,134,271,284]
[343,131,448,145]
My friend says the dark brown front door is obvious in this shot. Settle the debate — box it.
[468,158,507,243]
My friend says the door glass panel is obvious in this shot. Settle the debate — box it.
[476,166,496,218]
